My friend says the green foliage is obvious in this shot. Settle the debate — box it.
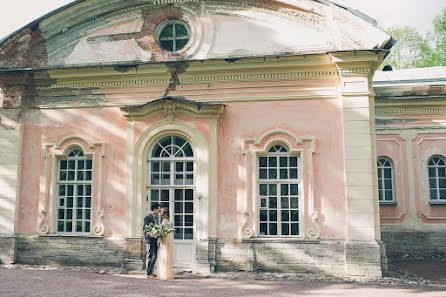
[381,9,446,70]
[432,9,446,66]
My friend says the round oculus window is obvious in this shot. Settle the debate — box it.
[157,20,190,53]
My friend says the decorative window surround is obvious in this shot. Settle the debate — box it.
[377,157,396,205]
[427,156,446,203]
[121,97,225,241]
[415,136,446,222]
[241,130,319,240]
[39,136,105,236]
[376,137,407,223]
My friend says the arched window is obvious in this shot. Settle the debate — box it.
[57,148,92,233]
[428,156,446,203]
[148,136,195,241]
[258,144,299,237]
[377,157,395,204]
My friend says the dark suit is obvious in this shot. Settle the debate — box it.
[144,212,158,275]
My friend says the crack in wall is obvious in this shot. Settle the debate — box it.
[163,61,189,97]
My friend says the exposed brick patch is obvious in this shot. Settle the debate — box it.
[87,4,188,62]
[0,27,48,69]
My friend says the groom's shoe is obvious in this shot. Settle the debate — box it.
[146,274,157,279]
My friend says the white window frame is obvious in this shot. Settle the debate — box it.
[256,144,301,238]
[156,19,191,53]
[377,156,396,205]
[147,135,196,241]
[428,155,446,205]
[56,147,93,234]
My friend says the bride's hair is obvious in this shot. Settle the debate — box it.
[161,208,170,220]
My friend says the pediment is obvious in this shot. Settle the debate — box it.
[0,0,392,70]
[120,96,225,121]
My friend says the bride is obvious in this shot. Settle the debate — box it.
[157,208,174,280]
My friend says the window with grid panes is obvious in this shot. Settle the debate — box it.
[57,149,92,233]
[258,145,299,236]
[377,157,395,204]
[156,20,190,53]
[148,136,194,240]
[428,156,446,203]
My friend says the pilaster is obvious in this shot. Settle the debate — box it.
[0,73,27,264]
[332,51,386,277]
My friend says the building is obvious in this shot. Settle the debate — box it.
[0,0,442,277]
[374,67,446,261]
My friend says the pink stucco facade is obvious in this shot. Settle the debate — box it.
[3,0,445,276]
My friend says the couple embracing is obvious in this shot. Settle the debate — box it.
[144,203,174,280]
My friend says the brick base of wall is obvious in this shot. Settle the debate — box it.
[0,235,17,264]
[344,241,382,277]
[11,235,388,276]
[215,239,386,277]
[16,235,144,267]
[382,230,446,261]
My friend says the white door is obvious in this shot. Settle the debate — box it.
[147,136,195,267]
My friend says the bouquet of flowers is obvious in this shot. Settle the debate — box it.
[143,222,175,238]
[143,222,162,238]
[159,221,175,237]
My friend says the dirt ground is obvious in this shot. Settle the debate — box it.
[394,261,446,283]
[0,262,444,297]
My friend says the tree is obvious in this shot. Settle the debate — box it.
[381,9,446,70]
[382,26,434,69]
[431,9,446,66]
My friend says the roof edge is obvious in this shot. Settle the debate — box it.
[0,0,86,47]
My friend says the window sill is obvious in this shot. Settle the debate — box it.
[37,234,104,238]
[429,201,446,205]
[379,201,397,206]
[242,237,319,244]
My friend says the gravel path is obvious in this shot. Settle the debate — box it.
[0,263,444,297]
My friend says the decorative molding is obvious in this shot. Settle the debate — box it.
[376,127,446,134]
[399,130,419,142]
[241,212,253,239]
[420,213,446,221]
[376,137,407,223]
[415,136,446,222]
[376,108,446,116]
[38,211,49,234]
[92,209,105,236]
[35,93,339,110]
[242,130,319,240]
[120,96,225,121]
[40,136,105,235]
[54,135,96,150]
[38,143,56,234]
[381,213,405,221]
[161,100,179,123]
[35,70,339,91]
[337,68,374,75]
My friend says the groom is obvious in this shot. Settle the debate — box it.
[144,203,161,278]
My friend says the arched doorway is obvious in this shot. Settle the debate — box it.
[147,135,195,267]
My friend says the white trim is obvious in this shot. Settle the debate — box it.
[39,136,105,235]
[241,131,319,240]
[377,156,396,204]
[128,119,209,241]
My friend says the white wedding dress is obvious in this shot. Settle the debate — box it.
[157,219,174,280]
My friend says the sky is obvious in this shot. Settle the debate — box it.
[0,0,445,40]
